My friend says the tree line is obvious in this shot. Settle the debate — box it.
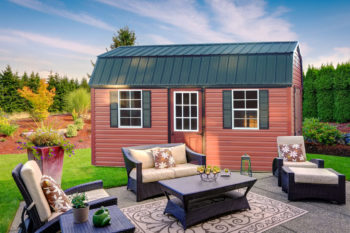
[0,65,89,113]
[303,62,350,123]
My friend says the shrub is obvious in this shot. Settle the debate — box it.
[0,138,6,142]
[303,118,343,145]
[18,79,55,121]
[66,124,78,138]
[334,63,350,123]
[64,88,90,118]
[74,118,84,131]
[0,124,18,136]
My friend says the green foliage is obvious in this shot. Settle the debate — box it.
[0,138,6,142]
[302,118,342,145]
[74,118,84,130]
[334,63,350,122]
[64,88,91,117]
[0,124,18,136]
[72,109,79,121]
[66,124,78,138]
[18,125,75,158]
[303,67,318,118]
[71,192,87,208]
[110,26,136,49]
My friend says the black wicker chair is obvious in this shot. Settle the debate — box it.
[272,136,324,186]
[12,163,118,233]
[122,143,206,202]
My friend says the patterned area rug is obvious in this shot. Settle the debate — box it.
[121,192,307,233]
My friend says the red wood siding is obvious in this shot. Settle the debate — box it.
[91,89,168,166]
[293,50,302,88]
[292,50,303,135]
[205,88,293,171]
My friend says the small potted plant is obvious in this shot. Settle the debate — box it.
[71,193,89,223]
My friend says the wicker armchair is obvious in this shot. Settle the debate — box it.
[122,143,206,202]
[12,162,117,233]
[272,136,324,186]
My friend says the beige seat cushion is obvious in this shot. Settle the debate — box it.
[170,163,199,178]
[48,211,64,221]
[129,149,154,169]
[289,167,339,184]
[283,161,318,168]
[129,167,175,183]
[85,189,110,202]
[21,161,51,222]
[169,144,187,164]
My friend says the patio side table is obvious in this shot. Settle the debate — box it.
[60,205,135,233]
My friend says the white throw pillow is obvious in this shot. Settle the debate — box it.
[129,149,154,169]
[169,144,187,164]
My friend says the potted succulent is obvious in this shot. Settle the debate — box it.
[18,125,75,184]
[197,165,220,182]
[71,193,89,223]
[221,168,231,177]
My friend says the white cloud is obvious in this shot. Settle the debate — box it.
[1,29,103,55]
[10,0,114,31]
[97,0,297,43]
[146,34,174,45]
[305,47,350,68]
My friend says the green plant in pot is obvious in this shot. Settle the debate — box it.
[93,206,111,227]
[71,193,89,223]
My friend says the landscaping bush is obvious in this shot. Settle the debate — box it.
[66,124,78,138]
[0,124,18,136]
[64,88,90,118]
[334,63,350,123]
[18,79,55,121]
[303,118,343,145]
[315,65,335,122]
[303,67,318,118]
[74,118,84,130]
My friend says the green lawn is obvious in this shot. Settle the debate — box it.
[307,153,350,179]
[1,151,349,233]
[0,148,127,233]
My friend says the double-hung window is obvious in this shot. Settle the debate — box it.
[118,90,142,128]
[232,90,259,129]
[174,91,198,131]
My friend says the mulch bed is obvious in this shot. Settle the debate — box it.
[305,142,350,157]
[0,114,91,155]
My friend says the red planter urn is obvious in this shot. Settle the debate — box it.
[27,146,64,185]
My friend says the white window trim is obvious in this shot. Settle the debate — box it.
[173,91,199,132]
[118,90,143,128]
[232,89,259,130]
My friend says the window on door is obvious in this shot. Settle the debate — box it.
[118,90,142,128]
[232,90,259,129]
[174,92,198,131]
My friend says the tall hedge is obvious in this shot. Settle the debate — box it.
[303,67,318,118]
[315,65,335,122]
[334,63,350,122]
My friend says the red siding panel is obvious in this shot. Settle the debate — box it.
[205,88,292,172]
[92,89,168,166]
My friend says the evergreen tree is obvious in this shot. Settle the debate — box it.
[303,67,318,118]
[334,63,350,122]
[80,78,90,91]
[315,64,335,122]
[110,26,136,49]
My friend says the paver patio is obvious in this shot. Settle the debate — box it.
[10,173,350,233]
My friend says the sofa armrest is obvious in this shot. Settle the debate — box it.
[310,159,324,168]
[122,147,143,176]
[185,147,206,165]
[64,180,103,195]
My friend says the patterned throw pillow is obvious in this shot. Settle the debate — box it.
[279,144,305,162]
[151,148,176,169]
[40,175,71,212]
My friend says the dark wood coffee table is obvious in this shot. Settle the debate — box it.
[158,173,257,229]
[59,205,135,233]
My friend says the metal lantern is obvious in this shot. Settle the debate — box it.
[240,154,252,177]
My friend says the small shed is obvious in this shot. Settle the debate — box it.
[89,41,303,171]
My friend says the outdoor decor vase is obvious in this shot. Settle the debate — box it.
[73,204,90,223]
[27,146,64,185]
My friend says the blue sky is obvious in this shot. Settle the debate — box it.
[0,0,350,80]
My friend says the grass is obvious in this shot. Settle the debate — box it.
[1,151,350,232]
[307,153,350,179]
[0,148,127,233]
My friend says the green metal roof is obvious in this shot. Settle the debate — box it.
[89,41,300,88]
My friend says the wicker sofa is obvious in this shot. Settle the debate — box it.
[122,143,206,202]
